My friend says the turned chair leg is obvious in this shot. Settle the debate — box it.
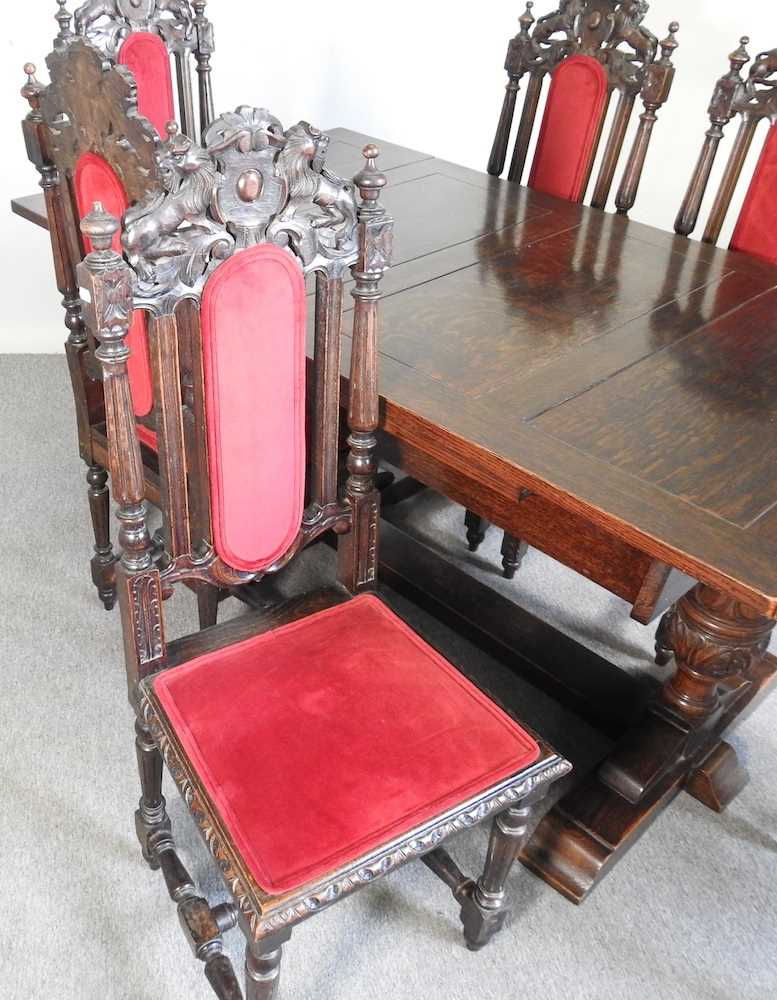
[459,794,543,951]
[500,533,528,580]
[464,509,490,552]
[86,463,117,610]
[245,930,291,1000]
[198,583,221,630]
[134,718,171,869]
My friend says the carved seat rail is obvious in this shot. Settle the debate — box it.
[490,1,679,215]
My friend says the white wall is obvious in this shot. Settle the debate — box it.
[1,1,773,352]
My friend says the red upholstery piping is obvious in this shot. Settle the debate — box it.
[529,54,609,202]
[201,244,306,574]
[74,153,154,418]
[730,121,777,266]
[118,32,176,138]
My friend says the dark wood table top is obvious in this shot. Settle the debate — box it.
[14,127,777,615]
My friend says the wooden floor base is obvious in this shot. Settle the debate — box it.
[372,497,777,904]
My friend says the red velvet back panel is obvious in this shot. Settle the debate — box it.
[529,54,609,202]
[730,122,777,265]
[201,244,307,574]
[74,153,154,418]
[118,32,175,137]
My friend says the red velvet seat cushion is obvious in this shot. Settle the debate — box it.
[730,122,777,266]
[118,32,176,138]
[74,152,154,418]
[529,54,609,202]
[152,594,540,895]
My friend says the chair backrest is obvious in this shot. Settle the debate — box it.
[76,108,393,695]
[490,1,679,215]
[55,0,215,141]
[27,38,164,427]
[675,38,777,266]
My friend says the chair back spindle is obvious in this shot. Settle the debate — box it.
[490,1,679,213]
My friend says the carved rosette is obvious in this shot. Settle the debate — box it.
[141,684,568,942]
[663,584,774,722]
[73,0,197,58]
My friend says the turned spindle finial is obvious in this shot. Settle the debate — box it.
[519,1,535,34]
[81,202,119,254]
[21,62,43,102]
[730,36,751,72]
[354,145,387,202]
[659,22,680,63]
[56,0,73,37]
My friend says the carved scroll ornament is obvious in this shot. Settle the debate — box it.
[505,0,662,93]
[72,0,196,57]
[125,107,362,313]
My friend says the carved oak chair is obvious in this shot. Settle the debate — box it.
[675,37,777,267]
[466,0,679,579]
[75,105,570,997]
[21,33,222,624]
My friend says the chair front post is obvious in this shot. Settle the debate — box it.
[675,37,750,238]
[78,205,166,698]
[616,22,680,216]
[337,146,393,593]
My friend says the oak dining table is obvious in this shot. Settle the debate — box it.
[13,126,777,904]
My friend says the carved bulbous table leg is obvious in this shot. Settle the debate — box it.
[661,585,773,724]
[522,584,776,903]
[86,463,118,610]
[464,509,490,552]
[134,718,171,869]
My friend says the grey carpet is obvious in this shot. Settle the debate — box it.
[1,354,776,1000]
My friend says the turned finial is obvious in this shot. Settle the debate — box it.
[21,63,44,106]
[81,202,119,254]
[660,22,680,63]
[56,0,73,38]
[354,145,387,209]
[730,36,751,73]
[519,2,535,34]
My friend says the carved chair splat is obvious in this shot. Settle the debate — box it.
[77,110,569,996]
[470,1,679,581]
